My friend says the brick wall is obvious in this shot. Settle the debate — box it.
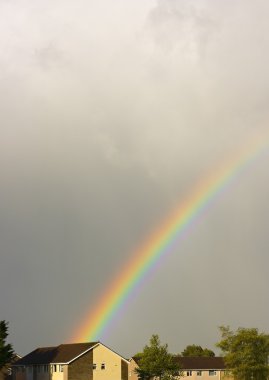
[68,350,93,380]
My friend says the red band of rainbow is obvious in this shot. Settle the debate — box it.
[71,131,269,342]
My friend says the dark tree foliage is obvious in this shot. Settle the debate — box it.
[135,335,181,380]
[181,344,215,357]
[216,326,269,380]
[0,321,14,370]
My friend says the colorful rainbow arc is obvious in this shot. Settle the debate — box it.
[72,132,269,343]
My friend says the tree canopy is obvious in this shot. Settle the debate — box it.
[135,334,181,380]
[0,321,14,370]
[216,325,269,380]
[181,344,215,357]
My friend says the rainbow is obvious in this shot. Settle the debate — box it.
[72,132,269,342]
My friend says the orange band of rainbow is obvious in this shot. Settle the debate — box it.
[71,131,269,342]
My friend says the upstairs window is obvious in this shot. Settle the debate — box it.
[92,364,97,370]
[197,371,202,376]
[209,370,217,376]
[101,363,106,370]
[186,371,192,376]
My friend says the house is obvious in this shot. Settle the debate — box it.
[175,357,234,379]
[12,342,129,380]
[129,357,140,380]
[129,356,234,380]
[0,355,21,380]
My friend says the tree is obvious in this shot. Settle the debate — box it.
[181,344,215,357]
[135,335,181,380]
[0,321,14,370]
[216,325,269,380]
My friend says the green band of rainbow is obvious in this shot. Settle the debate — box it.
[72,132,269,342]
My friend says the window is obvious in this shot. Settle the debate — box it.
[92,364,97,370]
[197,371,202,376]
[59,365,64,372]
[53,365,57,372]
[186,371,192,376]
[101,363,106,370]
[209,370,217,376]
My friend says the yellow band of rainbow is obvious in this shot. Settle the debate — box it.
[71,131,269,342]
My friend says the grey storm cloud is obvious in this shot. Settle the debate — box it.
[0,0,269,357]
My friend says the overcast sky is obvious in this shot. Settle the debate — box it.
[1,0,269,358]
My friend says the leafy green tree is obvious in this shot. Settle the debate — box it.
[135,334,181,380]
[181,344,215,357]
[216,325,269,380]
[0,321,14,370]
[202,348,215,357]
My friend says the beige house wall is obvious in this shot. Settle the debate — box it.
[128,359,138,380]
[13,343,128,380]
[127,362,234,380]
[181,370,221,379]
[63,365,68,380]
[179,370,234,380]
[14,365,68,380]
[92,344,123,380]
[51,368,64,380]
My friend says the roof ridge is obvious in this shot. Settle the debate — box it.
[57,342,99,346]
